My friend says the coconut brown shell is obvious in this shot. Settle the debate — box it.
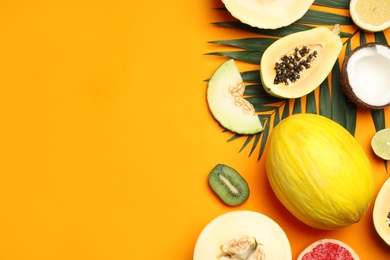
[341,42,390,110]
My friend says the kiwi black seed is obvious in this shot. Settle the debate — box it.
[208,164,250,206]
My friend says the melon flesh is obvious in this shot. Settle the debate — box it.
[222,0,315,29]
[207,59,263,134]
[193,211,292,260]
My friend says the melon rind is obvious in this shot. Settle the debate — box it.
[207,59,263,134]
[373,177,390,246]
[221,0,315,29]
[193,211,292,260]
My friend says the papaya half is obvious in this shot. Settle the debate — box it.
[260,25,343,99]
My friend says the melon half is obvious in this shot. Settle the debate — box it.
[193,211,292,260]
[221,0,315,29]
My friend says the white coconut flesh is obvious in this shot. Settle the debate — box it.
[346,44,390,107]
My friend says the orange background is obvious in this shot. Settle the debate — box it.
[0,0,389,259]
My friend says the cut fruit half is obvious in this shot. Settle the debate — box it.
[297,239,360,260]
[373,177,390,246]
[193,211,292,260]
[207,59,263,134]
[350,0,390,32]
[341,42,390,109]
[260,25,342,99]
[371,128,390,160]
[221,0,314,29]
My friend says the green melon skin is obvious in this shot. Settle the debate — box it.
[207,59,263,135]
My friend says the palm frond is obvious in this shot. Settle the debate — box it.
[206,51,262,64]
[208,2,388,163]
[297,9,353,25]
[209,38,276,51]
[375,31,388,44]
[293,98,302,114]
[319,79,331,118]
[213,21,315,37]
[314,0,350,9]
[306,92,317,114]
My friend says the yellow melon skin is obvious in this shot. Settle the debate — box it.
[265,113,374,230]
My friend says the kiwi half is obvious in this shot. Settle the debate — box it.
[208,164,250,206]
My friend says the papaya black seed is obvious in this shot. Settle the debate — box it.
[273,45,317,85]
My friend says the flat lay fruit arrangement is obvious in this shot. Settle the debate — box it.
[195,0,390,259]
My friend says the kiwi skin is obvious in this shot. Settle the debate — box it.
[208,164,250,206]
[341,42,390,110]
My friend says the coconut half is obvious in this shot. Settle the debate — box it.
[341,42,390,109]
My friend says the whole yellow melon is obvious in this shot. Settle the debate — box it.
[265,113,374,230]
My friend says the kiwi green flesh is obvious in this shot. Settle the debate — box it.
[341,42,390,109]
[208,164,250,206]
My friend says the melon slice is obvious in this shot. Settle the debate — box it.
[221,0,315,29]
[193,211,292,260]
[373,177,390,246]
[207,59,263,134]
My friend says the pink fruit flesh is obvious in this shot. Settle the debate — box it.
[301,242,355,260]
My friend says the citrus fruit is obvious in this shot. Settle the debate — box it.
[349,0,390,32]
[297,239,360,260]
[371,128,390,160]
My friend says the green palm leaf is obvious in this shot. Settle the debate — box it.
[306,92,317,114]
[213,21,315,37]
[297,9,353,25]
[207,2,388,162]
[319,79,332,118]
[209,38,276,51]
[314,0,350,9]
[375,31,388,44]
[206,51,262,64]
[241,71,261,83]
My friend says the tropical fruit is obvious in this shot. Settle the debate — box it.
[207,59,263,134]
[208,164,250,206]
[297,239,360,260]
[221,0,314,29]
[265,113,374,230]
[350,0,390,32]
[193,211,292,260]
[373,177,390,246]
[260,25,342,99]
[371,128,390,160]
[341,42,390,109]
